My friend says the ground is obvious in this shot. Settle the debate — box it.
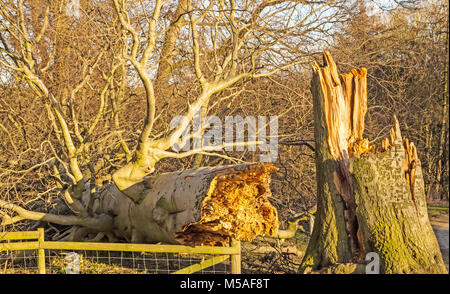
[241,203,449,274]
[2,204,448,274]
[429,210,449,272]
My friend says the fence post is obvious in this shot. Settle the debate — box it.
[230,238,241,274]
[37,228,46,274]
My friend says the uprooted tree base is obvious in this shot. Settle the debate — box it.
[299,51,447,274]
[1,163,280,246]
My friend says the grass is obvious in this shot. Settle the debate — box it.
[52,257,148,274]
[294,230,310,251]
[427,203,449,217]
[2,257,148,274]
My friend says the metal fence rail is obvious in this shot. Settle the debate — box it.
[0,228,241,274]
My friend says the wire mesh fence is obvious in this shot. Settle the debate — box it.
[1,249,231,274]
[1,248,232,274]
[0,249,39,274]
[0,229,238,274]
[45,250,231,274]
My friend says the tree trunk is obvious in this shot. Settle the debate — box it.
[1,163,279,246]
[299,52,447,274]
[437,26,449,201]
[94,163,279,246]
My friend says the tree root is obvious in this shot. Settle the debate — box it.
[303,263,366,274]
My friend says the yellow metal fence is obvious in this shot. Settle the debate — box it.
[0,228,241,274]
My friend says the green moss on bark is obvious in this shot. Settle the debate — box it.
[351,150,447,274]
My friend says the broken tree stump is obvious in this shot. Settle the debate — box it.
[299,51,447,274]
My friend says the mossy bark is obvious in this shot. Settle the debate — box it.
[351,134,446,273]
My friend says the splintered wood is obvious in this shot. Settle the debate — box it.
[174,164,279,246]
[403,138,418,201]
[316,52,420,190]
[314,51,369,160]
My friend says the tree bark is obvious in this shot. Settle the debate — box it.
[299,52,447,274]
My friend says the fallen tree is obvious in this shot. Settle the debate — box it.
[299,51,447,274]
[1,1,306,246]
[1,163,279,245]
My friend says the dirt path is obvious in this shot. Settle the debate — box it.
[430,213,449,272]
